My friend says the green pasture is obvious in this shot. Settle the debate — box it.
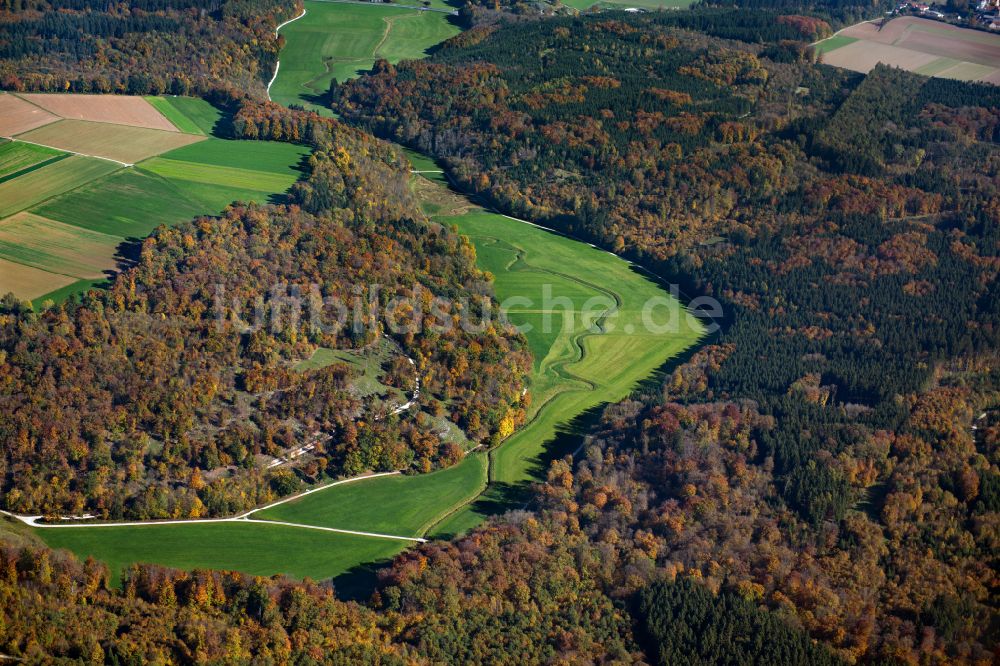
[429,208,703,534]
[0,141,65,180]
[0,155,120,218]
[268,1,459,112]
[255,455,488,536]
[813,35,858,54]
[40,521,406,588]
[145,96,224,135]
[35,168,236,238]
[156,138,311,176]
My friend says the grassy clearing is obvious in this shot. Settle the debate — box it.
[254,455,488,536]
[0,141,64,179]
[15,119,204,164]
[295,340,406,400]
[269,1,459,112]
[35,277,110,305]
[814,34,859,54]
[39,522,407,588]
[429,206,704,536]
[0,155,120,217]
[144,96,223,135]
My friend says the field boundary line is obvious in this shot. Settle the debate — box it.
[0,471,403,528]
[267,7,309,101]
[246,470,402,514]
[2,137,132,167]
[243,517,426,542]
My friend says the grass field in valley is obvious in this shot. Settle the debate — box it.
[36,178,702,583]
[268,1,460,112]
[255,456,489,536]
[31,3,702,588]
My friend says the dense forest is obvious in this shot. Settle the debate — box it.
[0,98,530,519]
[0,0,297,95]
[331,12,1000,662]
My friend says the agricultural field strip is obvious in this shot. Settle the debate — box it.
[0,155,122,218]
[12,472,424,542]
[15,93,180,132]
[3,136,133,167]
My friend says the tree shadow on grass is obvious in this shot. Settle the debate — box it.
[332,555,401,601]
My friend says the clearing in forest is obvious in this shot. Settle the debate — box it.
[268,1,460,112]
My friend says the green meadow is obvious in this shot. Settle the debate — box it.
[268,1,460,112]
[0,140,65,180]
[40,521,407,588]
[0,155,120,218]
[145,96,224,135]
[430,207,704,535]
[255,456,489,536]
[814,34,858,54]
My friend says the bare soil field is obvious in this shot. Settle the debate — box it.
[14,120,205,165]
[823,41,940,71]
[16,93,181,132]
[0,212,121,280]
[0,256,76,300]
[0,93,59,136]
[820,17,1000,83]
